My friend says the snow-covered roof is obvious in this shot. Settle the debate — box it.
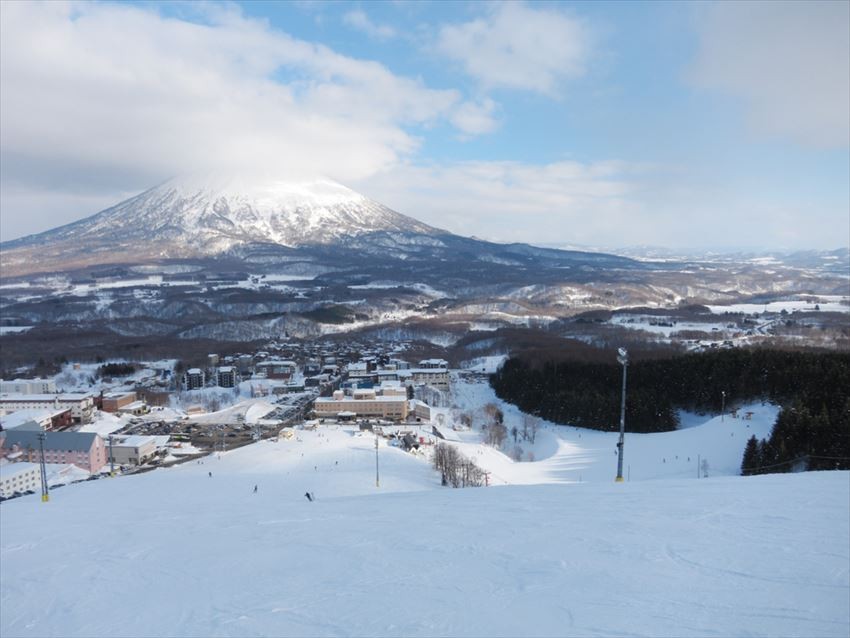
[113,435,156,448]
[117,401,146,411]
[0,409,56,429]
[103,391,135,399]
[315,395,407,404]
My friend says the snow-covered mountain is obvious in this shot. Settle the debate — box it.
[0,172,445,275]
[9,172,438,251]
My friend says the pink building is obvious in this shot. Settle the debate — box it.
[0,427,107,473]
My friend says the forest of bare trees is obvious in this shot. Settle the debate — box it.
[432,443,487,488]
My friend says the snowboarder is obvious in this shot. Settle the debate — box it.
[304,492,313,502]
[253,485,258,493]
[208,471,212,478]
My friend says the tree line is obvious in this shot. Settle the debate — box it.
[491,347,850,473]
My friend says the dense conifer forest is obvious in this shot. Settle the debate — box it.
[491,348,850,473]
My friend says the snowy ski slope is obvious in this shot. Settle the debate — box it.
[1,403,848,637]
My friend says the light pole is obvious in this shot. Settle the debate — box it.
[375,431,380,488]
[615,348,628,483]
[37,432,49,502]
[108,434,115,476]
[721,391,726,422]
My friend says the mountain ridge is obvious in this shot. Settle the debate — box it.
[0,173,448,276]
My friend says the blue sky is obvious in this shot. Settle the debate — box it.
[1,1,847,251]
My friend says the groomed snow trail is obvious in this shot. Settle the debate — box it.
[1,427,847,637]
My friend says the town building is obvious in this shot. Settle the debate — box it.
[314,389,409,421]
[0,394,95,423]
[305,374,330,388]
[0,378,57,394]
[379,381,408,397]
[217,366,239,388]
[101,391,137,413]
[304,359,322,376]
[410,368,450,390]
[255,360,296,380]
[410,400,432,421]
[418,359,449,369]
[109,435,157,466]
[115,401,150,417]
[0,462,41,498]
[0,408,73,431]
[183,368,205,390]
[0,428,108,472]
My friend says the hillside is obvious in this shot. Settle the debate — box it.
[1,418,848,637]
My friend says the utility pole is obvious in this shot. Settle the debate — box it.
[108,434,115,476]
[615,348,628,483]
[37,432,49,502]
[375,432,380,488]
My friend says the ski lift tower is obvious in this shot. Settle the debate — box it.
[615,348,628,483]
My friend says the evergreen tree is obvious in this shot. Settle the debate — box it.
[741,436,760,476]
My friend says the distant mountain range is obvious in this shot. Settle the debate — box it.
[0,172,845,354]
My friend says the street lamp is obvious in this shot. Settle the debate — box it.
[375,431,380,488]
[615,348,628,483]
[721,390,726,422]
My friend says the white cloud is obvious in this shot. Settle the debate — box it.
[353,160,641,246]
[449,98,499,136]
[343,9,397,40]
[435,2,590,94]
[0,1,491,239]
[353,160,849,251]
[690,0,850,149]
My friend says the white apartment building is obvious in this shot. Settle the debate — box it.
[0,462,41,498]
[0,379,57,394]
[410,369,450,390]
[0,394,95,423]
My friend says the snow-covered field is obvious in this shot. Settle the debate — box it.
[1,380,848,637]
[707,297,850,314]
[610,315,730,336]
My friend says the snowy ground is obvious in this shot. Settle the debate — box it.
[447,376,777,484]
[706,297,850,314]
[1,378,847,637]
[610,314,730,336]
